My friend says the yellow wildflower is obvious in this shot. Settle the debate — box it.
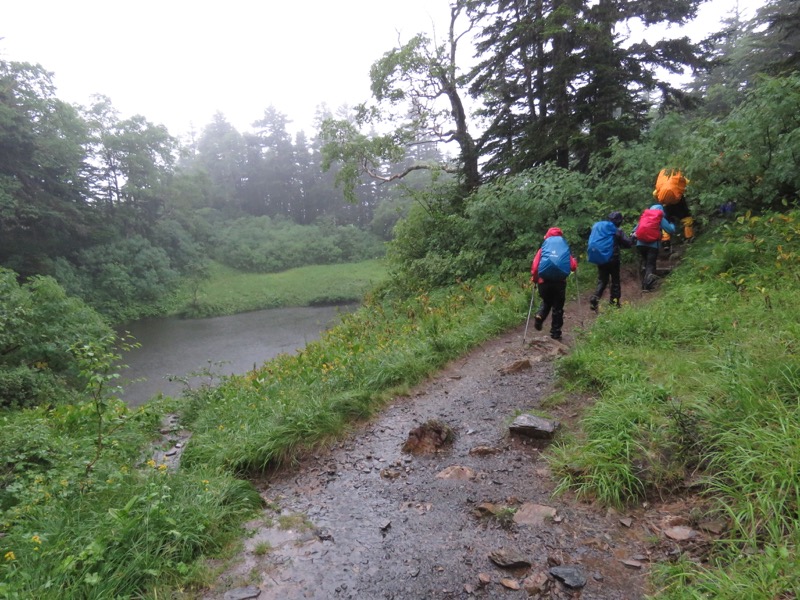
[31,535,41,544]
[4,551,15,561]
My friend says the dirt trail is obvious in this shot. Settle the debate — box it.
[204,260,702,600]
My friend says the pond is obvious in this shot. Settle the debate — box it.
[117,304,356,407]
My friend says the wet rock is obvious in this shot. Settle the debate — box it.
[698,520,727,535]
[472,502,500,517]
[549,566,587,589]
[498,359,531,375]
[664,526,696,541]
[223,586,261,600]
[488,549,531,569]
[509,414,561,440]
[527,338,569,358]
[402,419,454,454]
[435,465,477,481]
[621,558,643,569]
[547,552,563,566]
[513,503,556,527]
[522,572,550,595]
[500,578,521,590]
[469,445,501,456]
[380,468,403,480]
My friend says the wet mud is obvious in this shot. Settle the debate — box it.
[204,260,707,600]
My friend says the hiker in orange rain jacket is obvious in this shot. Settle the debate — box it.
[654,169,694,243]
[530,227,578,340]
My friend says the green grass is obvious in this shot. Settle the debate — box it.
[5,212,800,598]
[179,279,529,472]
[547,210,800,598]
[0,276,530,598]
[175,259,388,317]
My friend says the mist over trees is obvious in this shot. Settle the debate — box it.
[0,64,400,320]
[1,0,797,319]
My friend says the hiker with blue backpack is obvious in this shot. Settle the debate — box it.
[587,211,634,311]
[530,227,577,341]
[633,203,676,291]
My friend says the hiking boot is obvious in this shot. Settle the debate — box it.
[550,332,562,340]
[533,315,543,331]
[589,296,599,312]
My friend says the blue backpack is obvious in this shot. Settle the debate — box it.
[587,221,617,265]
[538,236,572,280]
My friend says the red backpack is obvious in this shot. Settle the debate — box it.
[637,208,663,243]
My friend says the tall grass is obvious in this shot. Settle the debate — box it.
[548,210,800,597]
[180,279,528,472]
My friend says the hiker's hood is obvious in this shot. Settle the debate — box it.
[650,203,664,211]
[544,227,563,239]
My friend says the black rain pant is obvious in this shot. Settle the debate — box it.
[536,279,567,339]
[591,260,621,306]
[638,245,659,291]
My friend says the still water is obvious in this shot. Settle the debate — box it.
[117,304,355,407]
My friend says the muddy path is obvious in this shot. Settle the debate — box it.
[204,258,707,600]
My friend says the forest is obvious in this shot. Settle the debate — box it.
[1,0,799,597]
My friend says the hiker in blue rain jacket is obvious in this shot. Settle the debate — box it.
[530,227,578,340]
[588,211,634,311]
[633,204,675,292]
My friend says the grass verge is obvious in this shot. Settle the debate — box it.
[547,210,800,597]
[175,259,388,317]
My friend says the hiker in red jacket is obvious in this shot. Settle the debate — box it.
[530,227,578,340]
[633,204,676,291]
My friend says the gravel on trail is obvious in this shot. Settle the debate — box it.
[205,263,709,600]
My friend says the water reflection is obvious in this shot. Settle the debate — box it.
[117,304,355,407]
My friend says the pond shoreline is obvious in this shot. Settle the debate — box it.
[117,303,357,407]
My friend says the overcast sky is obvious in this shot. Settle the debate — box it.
[2,0,763,141]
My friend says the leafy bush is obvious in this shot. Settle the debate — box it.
[0,268,114,408]
[0,365,74,410]
[58,235,180,321]
[388,165,594,289]
[212,216,385,273]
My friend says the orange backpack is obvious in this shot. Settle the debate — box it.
[654,169,687,205]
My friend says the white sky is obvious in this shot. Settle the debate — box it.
[1,0,764,141]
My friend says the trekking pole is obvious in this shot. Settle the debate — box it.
[574,267,581,313]
[522,282,537,346]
